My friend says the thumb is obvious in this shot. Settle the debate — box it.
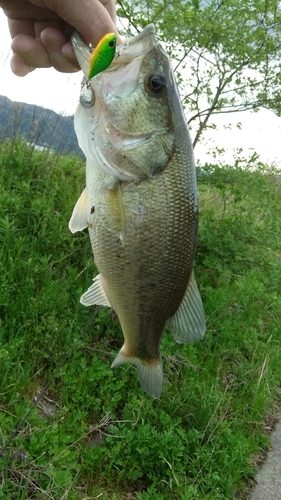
[37,0,118,46]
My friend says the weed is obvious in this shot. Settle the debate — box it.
[0,140,280,499]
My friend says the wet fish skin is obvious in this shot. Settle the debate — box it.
[70,25,206,398]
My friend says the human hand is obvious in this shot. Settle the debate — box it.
[0,0,117,76]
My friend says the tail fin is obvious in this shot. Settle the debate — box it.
[111,349,163,399]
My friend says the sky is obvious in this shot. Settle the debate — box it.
[0,9,281,167]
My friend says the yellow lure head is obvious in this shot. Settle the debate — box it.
[88,33,116,79]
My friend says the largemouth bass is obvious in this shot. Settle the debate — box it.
[70,25,206,398]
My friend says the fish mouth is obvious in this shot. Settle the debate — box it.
[72,24,173,180]
[127,24,155,44]
[71,25,157,78]
[116,24,155,52]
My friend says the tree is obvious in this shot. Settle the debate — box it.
[116,0,281,147]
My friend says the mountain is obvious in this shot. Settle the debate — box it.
[0,95,83,157]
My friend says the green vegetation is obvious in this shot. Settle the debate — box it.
[0,139,280,499]
[117,0,281,146]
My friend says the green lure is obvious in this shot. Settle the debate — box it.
[88,32,116,79]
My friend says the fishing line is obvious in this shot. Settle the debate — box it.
[0,306,100,458]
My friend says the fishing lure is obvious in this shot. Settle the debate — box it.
[88,32,117,79]
[80,79,95,108]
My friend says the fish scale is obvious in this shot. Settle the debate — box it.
[70,25,206,398]
[88,149,197,361]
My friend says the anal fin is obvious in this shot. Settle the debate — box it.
[111,348,163,399]
[167,270,206,343]
[80,274,111,307]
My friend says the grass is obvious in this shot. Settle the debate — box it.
[0,139,280,499]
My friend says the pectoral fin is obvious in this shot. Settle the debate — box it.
[80,274,111,307]
[103,178,127,245]
[68,187,88,233]
[168,271,206,343]
[111,348,163,399]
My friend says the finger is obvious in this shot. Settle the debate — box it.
[9,17,65,40]
[99,0,117,25]
[11,34,52,72]
[9,19,78,73]
[8,18,36,39]
[10,53,35,77]
[3,1,61,23]
[61,42,80,70]
[46,0,118,47]
[40,28,80,72]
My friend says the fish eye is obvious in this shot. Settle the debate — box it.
[145,74,167,97]
[109,40,116,48]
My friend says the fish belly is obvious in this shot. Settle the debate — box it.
[87,150,197,362]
